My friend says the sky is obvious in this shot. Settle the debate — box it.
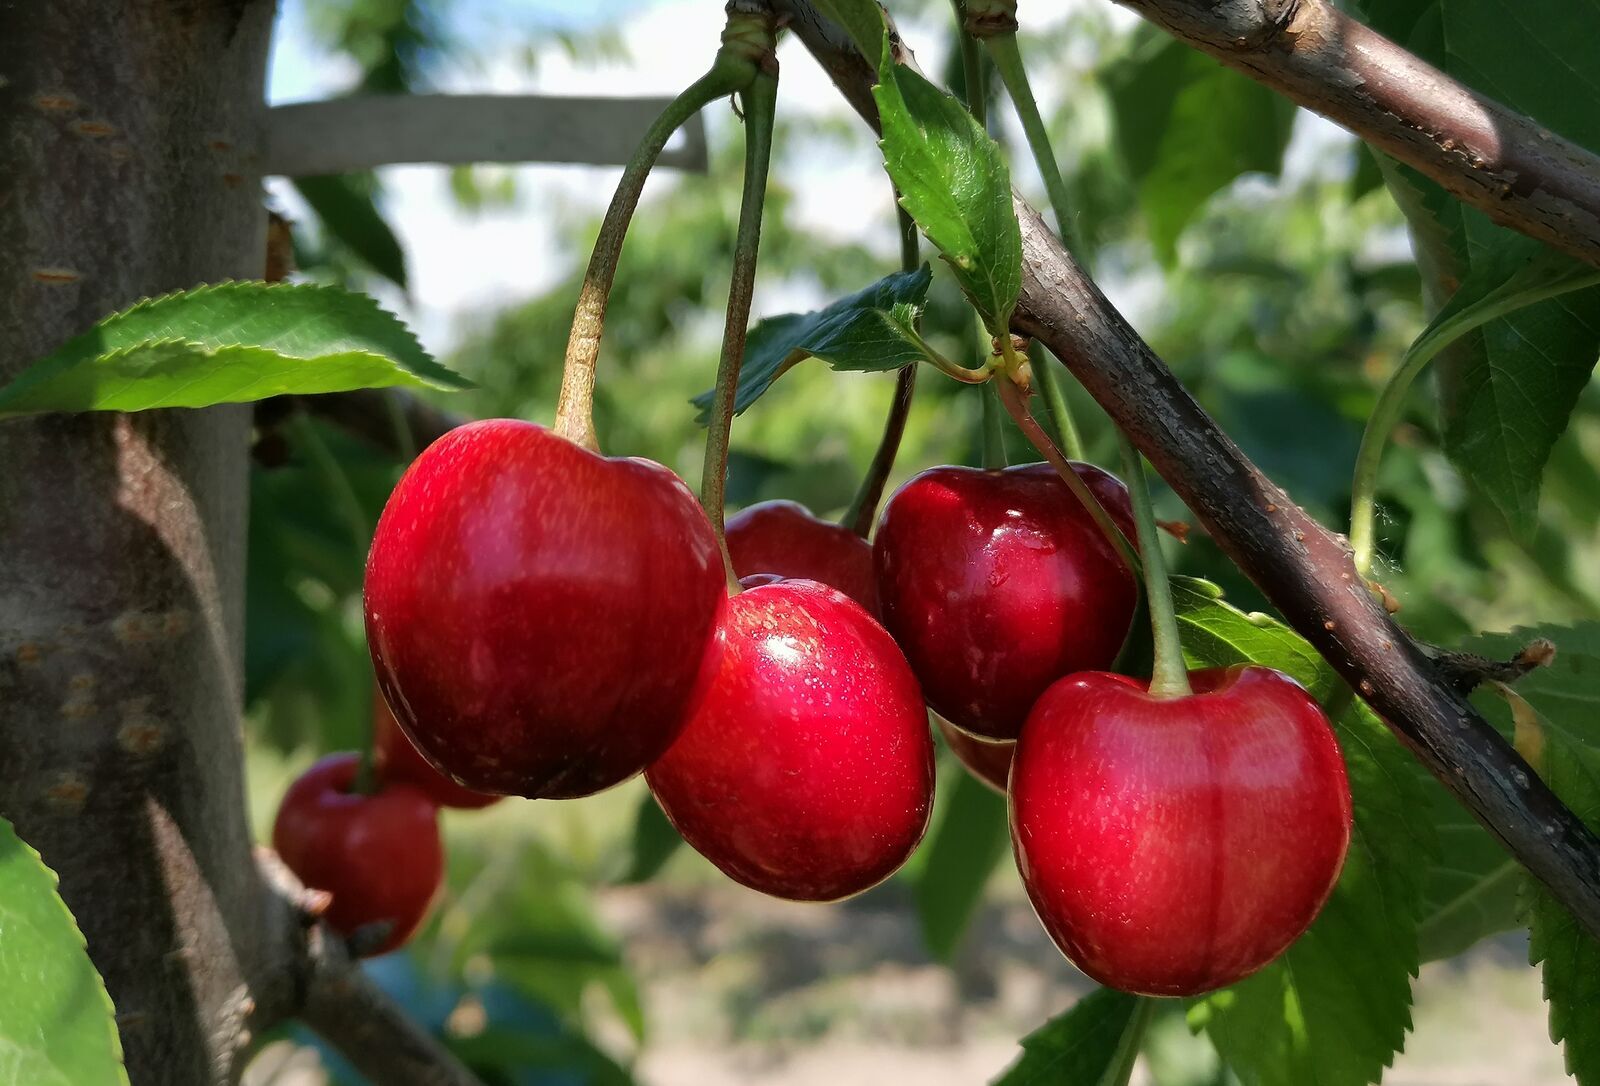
[265,0,1358,354]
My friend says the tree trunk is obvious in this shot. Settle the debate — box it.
[0,2,285,1082]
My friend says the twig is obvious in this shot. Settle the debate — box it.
[777,0,1600,941]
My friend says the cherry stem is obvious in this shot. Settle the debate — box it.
[1118,431,1192,699]
[949,0,988,125]
[981,26,1090,459]
[1098,996,1155,1086]
[701,65,779,588]
[554,21,766,451]
[995,377,1139,574]
[981,382,1009,469]
[844,205,922,538]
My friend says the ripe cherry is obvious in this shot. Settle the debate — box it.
[725,500,877,615]
[272,753,444,956]
[874,462,1138,741]
[1010,666,1352,996]
[372,681,501,810]
[937,715,1014,794]
[364,420,725,799]
[647,580,935,901]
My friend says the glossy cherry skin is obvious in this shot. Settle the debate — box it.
[874,462,1138,741]
[646,580,935,901]
[1010,666,1352,996]
[725,500,877,615]
[372,681,502,810]
[364,420,725,799]
[272,754,444,956]
[937,715,1014,794]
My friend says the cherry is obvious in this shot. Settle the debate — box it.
[937,715,1014,794]
[874,462,1138,741]
[1010,666,1352,997]
[272,753,444,956]
[372,681,502,810]
[364,420,725,799]
[725,499,877,615]
[646,580,935,901]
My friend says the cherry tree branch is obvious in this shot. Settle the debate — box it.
[775,0,1600,940]
[256,850,485,1086]
[1102,0,1600,269]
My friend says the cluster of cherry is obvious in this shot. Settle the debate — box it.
[275,418,1351,997]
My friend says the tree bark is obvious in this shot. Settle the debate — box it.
[0,2,288,1082]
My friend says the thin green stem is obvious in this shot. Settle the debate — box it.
[986,31,1082,255]
[949,0,987,126]
[556,25,764,451]
[1029,345,1085,460]
[1119,432,1191,699]
[981,382,1008,468]
[701,67,778,585]
[845,205,921,537]
[1349,266,1600,576]
[1096,997,1155,1086]
[995,377,1139,573]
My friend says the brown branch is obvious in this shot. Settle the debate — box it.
[256,850,485,1086]
[777,0,1600,940]
[1110,0,1600,268]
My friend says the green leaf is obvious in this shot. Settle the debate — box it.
[914,768,1009,962]
[690,266,933,420]
[806,0,887,59]
[0,282,469,417]
[1458,623,1600,1082]
[1415,780,1521,962]
[1351,0,1600,536]
[0,816,129,1086]
[293,175,409,290]
[993,988,1147,1086]
[1170,577,1335,701]
[874,39,1022,332]
[609,793,683,886]
[1172,584,1432,1086]
[1106,31,1295,263]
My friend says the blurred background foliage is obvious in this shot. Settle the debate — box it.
[245,0,1600,1082]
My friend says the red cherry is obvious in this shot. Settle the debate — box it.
[372,681,502,810]
[364,420,725,799]
[874,463,1138,741]
[937,715,1014,794]
[1010,666,1352,996]
[725,500,878,615]
[272,754,444,956]
[646,580,935,901]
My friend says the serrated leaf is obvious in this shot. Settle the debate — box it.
[1172,587,1431,1086]
[1106,31,1295,263]
[0,282,468,417]
[0,816,129,1086]
[993,987,1147,1086]
[691,267,933,420]
[1459,623,1600,1083]
[1415,779,1521,962]
[294,175,409,290]
[1351,0,1600,536]
[874,39,1021,333]
[914,767,1009,963]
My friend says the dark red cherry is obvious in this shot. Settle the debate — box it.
[364,420,725,799]
[937,715,1014,794]
[272,753,444,956]
[874,462,1137,741]
[1010,666,1352,996]
[372,681,501,810]
[725,499,878,615]
[647,580,935,901]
